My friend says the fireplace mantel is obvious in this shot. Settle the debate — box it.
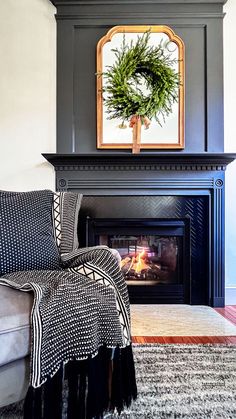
[43,152,236,193]
[43,152,235,307]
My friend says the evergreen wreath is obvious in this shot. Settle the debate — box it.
[102,31,180,126]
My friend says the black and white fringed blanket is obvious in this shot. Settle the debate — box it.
[0,192,137,419]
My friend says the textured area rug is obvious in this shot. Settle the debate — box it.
[1,344,236,418]
[131,305,236,336]
[113,344,236,418]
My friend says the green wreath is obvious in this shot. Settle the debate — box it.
[102,31,180,126]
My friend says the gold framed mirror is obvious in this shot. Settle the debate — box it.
[96,25,185,152]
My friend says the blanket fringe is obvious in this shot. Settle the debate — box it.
[67,359,87,419]
[111,345,137,414]
[23,344,137,419]
[24,386,42,419]
[44,363,63,418]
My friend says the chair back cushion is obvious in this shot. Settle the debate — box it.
[0,190,60,275]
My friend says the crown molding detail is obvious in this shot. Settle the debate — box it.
[43,153,236,172]
[50,0,227,5]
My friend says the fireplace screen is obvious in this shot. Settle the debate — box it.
[85,217,190,291]
[100,234,180,285]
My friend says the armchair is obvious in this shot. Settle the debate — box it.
[0,286,32,407]
[0,190,136,418]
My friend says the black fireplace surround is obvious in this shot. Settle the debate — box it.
[43,153,236,307]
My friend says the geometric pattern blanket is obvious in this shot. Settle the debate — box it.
[0,191,137,418]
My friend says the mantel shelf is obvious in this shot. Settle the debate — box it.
[50,0,227,5]
[42,153,236,169]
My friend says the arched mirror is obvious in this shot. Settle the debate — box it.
[96,25,185,152]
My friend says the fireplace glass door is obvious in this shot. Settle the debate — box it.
[86,218,190,304]
[105,234,180,285]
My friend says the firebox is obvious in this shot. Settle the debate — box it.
[86,218,191,304]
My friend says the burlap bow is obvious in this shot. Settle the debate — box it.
[129,115,151,129]
[129,115,151,153]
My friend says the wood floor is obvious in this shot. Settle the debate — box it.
[215,305,236,326]
[132,305,236,344]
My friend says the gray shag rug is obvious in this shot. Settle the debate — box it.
[1,344,236,419]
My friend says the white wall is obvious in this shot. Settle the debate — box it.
[224,0,236,287]
[0,0,56,191]
[0,0,235,287]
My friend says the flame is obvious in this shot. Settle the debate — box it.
[135,248,146,273]
[120,247,151,276]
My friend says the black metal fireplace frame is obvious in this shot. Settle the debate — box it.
[85,217,191,304]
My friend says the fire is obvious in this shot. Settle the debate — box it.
[134,248,146,273]
[120,247,151,276]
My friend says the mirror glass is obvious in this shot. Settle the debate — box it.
[97,26,185,150]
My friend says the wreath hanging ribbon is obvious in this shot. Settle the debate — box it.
[101,31,180,153]
[129,115,151,129]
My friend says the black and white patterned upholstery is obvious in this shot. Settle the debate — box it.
[0,190,136,417]
[0,190,60,276]
[52,192,83,254]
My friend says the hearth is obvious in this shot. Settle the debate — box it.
[85,217,190,304]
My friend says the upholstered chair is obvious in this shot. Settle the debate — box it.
[0,190,135,416]
[0,286,32,407]
[0,190,63,407]
[0,204,121,408]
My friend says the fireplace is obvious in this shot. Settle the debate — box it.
[43,0,236,307]
[85,217,190,304]
[78,192,209,305]
[77,192,209,304]
[43,152,236,307]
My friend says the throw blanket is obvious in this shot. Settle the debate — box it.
[0,192,137,419]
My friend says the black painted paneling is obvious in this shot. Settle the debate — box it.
[46,0,230,307]
[54,0,225,154]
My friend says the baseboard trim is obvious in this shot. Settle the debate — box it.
[210,297,224,307]
[225,288,236,305]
